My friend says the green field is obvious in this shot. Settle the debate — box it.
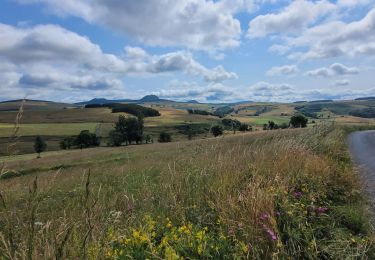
[0,123,98,137]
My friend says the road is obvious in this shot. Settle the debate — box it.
[348,130,375,209]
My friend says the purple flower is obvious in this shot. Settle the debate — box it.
[316,206,328,214]
[265,228,277,241]
[260,213,269,221]
[293,191,302,199]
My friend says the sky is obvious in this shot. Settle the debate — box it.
[0,0,375,103]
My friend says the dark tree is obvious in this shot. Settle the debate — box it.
[114,115,144,145]
[60,137,74,150]
[75,130,100,149]
[239,124,251,132]
[158,132,172,143]
[107,130,123,147]
[211,125,223,137]
[145,134,153,144]
[290,114,308,128]
[268,121,276,130]
[34,136,47,158]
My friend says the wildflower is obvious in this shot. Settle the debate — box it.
[316,206,328,214]
[293,191,302,199]
[260,213,269,221]
[265,228,277,241]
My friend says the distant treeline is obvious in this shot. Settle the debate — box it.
[187,106,234,117]
[85,103,160,117]
[349,108,375,118]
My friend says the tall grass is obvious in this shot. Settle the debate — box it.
[0,122,374,258]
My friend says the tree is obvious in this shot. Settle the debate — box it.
[145,134,153,144]
[211,125,223,137]
[290,114,308,128]
[34,136,47,158]
[158,132,172,143]
[239,124,251,132]
[75,130,100,149]
[268,121,276,130]
[107,130,123,147]
[59,137,74,150]
[114,115,144,145]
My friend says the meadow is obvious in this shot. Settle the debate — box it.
[1,123,375,258]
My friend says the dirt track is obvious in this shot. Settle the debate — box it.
[348,131,375,210]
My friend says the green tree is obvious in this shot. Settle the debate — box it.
[59,137,74,150]
[158,132,172,143]
[34,136,47,158]
[290,114,308,128]
[75,130,100,149]
[108,130,123,147]
[145,134,153,144]
[114,115,144,145]
[211,125,223,137]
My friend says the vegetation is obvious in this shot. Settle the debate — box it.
[111,104,160,117]
[0,125,374,258]
[158,132,172,143]
[211,125,223,137]
[111,115,144,145]
[187,109,213,116]
[33,136,47,158]
[349,108,375,118]
[290,114,308,128]
[75,130,100,149]
[214,106,234,117]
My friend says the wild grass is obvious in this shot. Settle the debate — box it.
[0,123,374,258]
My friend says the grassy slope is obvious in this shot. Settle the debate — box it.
[0,126,374,258]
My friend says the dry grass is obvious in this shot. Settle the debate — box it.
[0,123,374,258]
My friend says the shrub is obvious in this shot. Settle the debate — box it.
[158,132,172,143]
[59,137,74,150]
[290,114,308,128]
[34,136,47,158]
[107,130,123,147]
[211,125,223,137]
[75,130,100,149]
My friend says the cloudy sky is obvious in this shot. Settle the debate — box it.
[0,0,375,103]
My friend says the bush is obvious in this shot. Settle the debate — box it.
[59,137,74,150]
[239,124,252,132]
[75,130,100,149]
[34,136,47,158]
[107,130,123,147]
[290,114,308,128]
[211,125,223,137]
[158,132,172,143]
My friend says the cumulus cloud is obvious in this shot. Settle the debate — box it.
[266,65,299,76]
[17,0,249,51]
[306,63,359,77]
[286,8,375,60]
[337,0,372,7]
[247,0,336,38]
[0,23,237,101]
[155,81,235,102]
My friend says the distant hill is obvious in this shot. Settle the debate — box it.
[76,95,176,105]
[187,100,200,104]
[355,97,375,101]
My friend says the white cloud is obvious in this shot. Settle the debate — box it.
[266,65,299,76]
[18,0,247,51]
[247,0,336,38]
[0,23,237,101]
[306,63,359,77]
[337,0,372,7]
[286,7,375,60]
[334,79,350,86]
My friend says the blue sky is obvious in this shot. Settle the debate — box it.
[0,0,374,103]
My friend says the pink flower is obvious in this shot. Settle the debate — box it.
[293,191,302,199]
[265,228,277,241]
[260,213,269,221]
[316,206,328,214]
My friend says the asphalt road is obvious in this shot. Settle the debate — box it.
[348,131,375,209]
